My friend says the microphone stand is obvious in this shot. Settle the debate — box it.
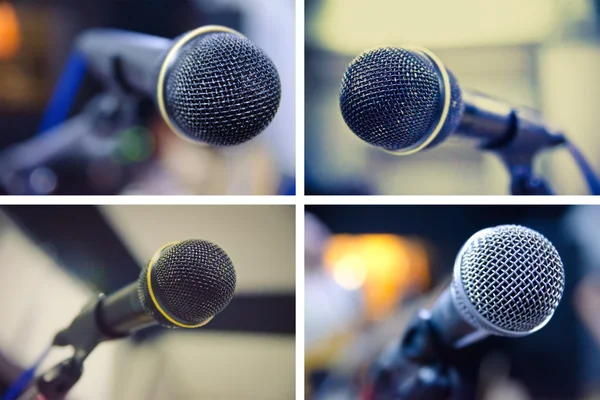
[366,311,462,400]
[0,92,145,195]
[477,106,564,195]
[460,96,600,194]
[16,357,84,400]
[507,165,554,195]
[16,294,123,400]
[479,104,600,195]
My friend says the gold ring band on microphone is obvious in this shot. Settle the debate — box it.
[156,25,245,145]
[146,241,214,328]
[386,46,451,156]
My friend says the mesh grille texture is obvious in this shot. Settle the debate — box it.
[139,240,236,327]
[459,225,564,333]
[339,47,441,151]
[164,32,281,146]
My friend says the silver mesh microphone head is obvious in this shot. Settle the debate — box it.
[450,225,564,337]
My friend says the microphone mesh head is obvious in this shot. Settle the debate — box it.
[339,48,441,151]
[455,225,564,334]
[138,240,236,328]
[164,32,281,146]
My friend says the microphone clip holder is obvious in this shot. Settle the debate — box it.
[16,357,84,400]
[480,106,565,195]
[367,311,461,400]
[53,293,127,354]
[17,293,123,400]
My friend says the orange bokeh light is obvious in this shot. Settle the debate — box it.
[323,234,430,320]
[0,3,21,60]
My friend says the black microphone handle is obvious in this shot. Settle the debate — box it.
[454,90,564,162]
[457,90,513,144]
[98,282,156,336]
[76,29,171,96]
[52,283,154,352]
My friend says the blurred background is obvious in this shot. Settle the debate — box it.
[0,205,295,399]
[305,0,600,195]
[305,205,600,399]
[0,0,295,195]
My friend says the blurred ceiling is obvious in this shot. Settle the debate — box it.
[309,0,592,54]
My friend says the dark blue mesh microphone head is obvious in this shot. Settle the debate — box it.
[339,47,464,152]
[138,240,236,329]
[163,32,281,146]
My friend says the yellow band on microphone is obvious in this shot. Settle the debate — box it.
[156,25,245,145]
[146,241,213,328]
[385,46,452,156]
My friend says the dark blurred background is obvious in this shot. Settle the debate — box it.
[305,0,600,195]
[0,205,295,399]
[305,205,600,399]
[0,0,295,195]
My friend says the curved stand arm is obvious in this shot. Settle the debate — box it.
[564,139,600,195]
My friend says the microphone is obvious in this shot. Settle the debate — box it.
[76,26,282,146]
[426,224,564,348]
[339,47,563,156]
[365,225,565,399]
[53,239,237,347]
